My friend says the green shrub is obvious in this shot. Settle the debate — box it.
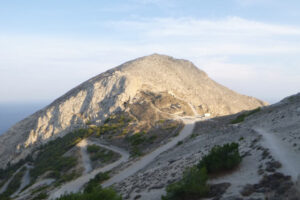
[162,167,209,200]
[31,185,49,195]
[0,194,11,200]
[96,114,132,137]
[231,107,261,124]
[163,143,242,200]
[148,135,158,143]
[60,171,80,183]
[197,143,242,174]
[0,155,31,184]
[56,186,121,200]
[30,128,93,183]
[90,150,114,162]
[84,172,110,193]
[32,192,48,200]
[127,132,146,146]
[130,146,142,157]
[87,145,101,153]
[86,145,116,163]
[1,167,26,197]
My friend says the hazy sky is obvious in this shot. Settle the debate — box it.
[1,0,300,104]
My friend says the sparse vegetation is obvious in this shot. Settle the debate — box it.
[197,142,242,174]
[32,192,48,200]
[60,171,81,183]
[127,131,146,146]
[162,167,209,200]
[96,114,133,137]
[231,107,261,124]
[126,132,148,157]
[86,145,116,162]
[56,186,121,200]
[130,146,143,157]
[84,172,110,193]
[190,133,198,139]
[30,128,94,183]
[0,167,26,198]
[0,155,32,187]
[30,185,49,195]
[162,142,242,200]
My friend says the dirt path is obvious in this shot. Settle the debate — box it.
[49,139,130,199]
[15,179,55,200]
[255,128,300,181]
[11,164,33,198]
[50,99,202,199]
[0,165,24,194]
[77,140,93,174]
[102,118,198,188]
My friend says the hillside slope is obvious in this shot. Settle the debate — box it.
[0,54,266,169]
[117,92,299,200]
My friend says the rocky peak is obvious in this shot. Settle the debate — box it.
[0,54,267,169]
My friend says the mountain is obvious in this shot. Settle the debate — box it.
[0,54,266,169]
[0,54,274,200]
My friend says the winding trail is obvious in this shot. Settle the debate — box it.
[101,99,201,187]
[16,179,55,200]
[77,140,92,174]
[255,128,300,181]
[0,165,24,194]
[102,118,198,187]
[50,139,130,199]
[50,99,201,199]
[11,164,33,198]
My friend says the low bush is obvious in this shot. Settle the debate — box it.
[87,145,101,153]
[231,107,261,124]
[130,146,143,157]
[126,132,147,157]
[60,171,81,183]
[1,167,26,197]
[56,186,121,200]
[84,172,110,193]
[96,114,132,137]
[162,142,242,200]
[86,145,116,163]
[32,192,48,200]
[162,167,208,200]
[30,128,94,182]
[197,142,242,174]
[127,132,146,146]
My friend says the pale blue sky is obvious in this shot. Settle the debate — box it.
[1,0,300,103]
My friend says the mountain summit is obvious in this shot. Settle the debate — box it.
[0,54,266,168]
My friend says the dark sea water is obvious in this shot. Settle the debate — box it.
[0,102,48,135]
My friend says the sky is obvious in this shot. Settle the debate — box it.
[1,0,300,104]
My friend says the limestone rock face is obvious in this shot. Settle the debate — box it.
[0,54,267,168]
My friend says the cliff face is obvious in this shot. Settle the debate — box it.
[0,54,267,168]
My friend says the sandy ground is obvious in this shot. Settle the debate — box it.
[255,128,300,181]
[77,140,93,174]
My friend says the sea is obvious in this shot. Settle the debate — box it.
[0,102,48,135]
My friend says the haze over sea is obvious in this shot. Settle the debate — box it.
[0,102,47,135]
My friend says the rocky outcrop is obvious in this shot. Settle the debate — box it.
[0,54,267,169]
